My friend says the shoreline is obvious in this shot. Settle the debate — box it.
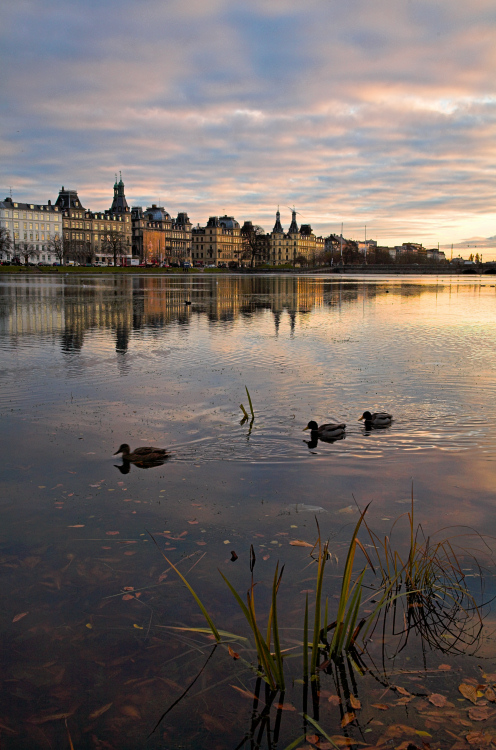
[0,264,493,277]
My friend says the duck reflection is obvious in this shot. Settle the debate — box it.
[304,433,346,450]
[114,457,169,474]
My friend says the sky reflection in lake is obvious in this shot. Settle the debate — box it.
[1,274,496,747]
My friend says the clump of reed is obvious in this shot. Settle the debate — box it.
[151,496,485,693]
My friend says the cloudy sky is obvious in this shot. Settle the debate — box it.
[1,0,495,255]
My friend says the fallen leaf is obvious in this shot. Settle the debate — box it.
[395,686,411,697]
[133,624,143,630]
[330,738,370,747]
[341,711,355,728]
[350,695,361,710]
[120,705,141,719]
[429,694,448,707]
[28,711,75,724]
[328,695,341,706]
[202,713,227,732]
[275,703,297,712]
[263,554,270,560]
[188,520,198,525]
[438,664,451,671]
[12,612,29,623]
[67,525,85,528]
[306,735,319,744]
[415,730,432,737]
[86,623,93,629]
[228,645,239,660]
[468,706,494,721]
[371,703,389,710]
[396,697,413,705]
[106,531,120,536]
[459,684,478,705]
[289,540,314,548]
[0,721,16,734]
[486,688,496,702]
[466,730,494,746]
[122,595,134,601]
[231,685,258,701]
[89,702,113,720]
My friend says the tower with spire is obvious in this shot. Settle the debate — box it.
[288,209,299,235]
[110,172,130,216]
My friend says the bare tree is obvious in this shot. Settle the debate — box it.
[17,241,39,265]
[0,226,12,258]
[101,230,126,266]
[239,222,269,267]
[45,235,65,264]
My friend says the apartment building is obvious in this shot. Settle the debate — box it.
[192,216,242,266]
[55,177,132,264]
[131,205,192,263]
[0,197,62,262]
[269,209,324,265]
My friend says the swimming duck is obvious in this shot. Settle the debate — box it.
[114,444,168,462]
[359,411,392,427]
[303,420,346,440]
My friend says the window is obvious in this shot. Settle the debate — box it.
[13,212,18,219]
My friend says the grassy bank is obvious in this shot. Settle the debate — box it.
[0,265,205,275]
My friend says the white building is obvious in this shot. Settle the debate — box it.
[0,197,62,263]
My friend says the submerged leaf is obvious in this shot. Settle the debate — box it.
[429,694,448,707]
[459,684,478,705]
[12,612,29,623]
[227,645,239,660]
[341,711,355,727]
[349,695,361,710]
[289,540,314,548]
[468,706,494,721]
[89,703,113,720]
[371,703,389,711]
[231,685,259,701]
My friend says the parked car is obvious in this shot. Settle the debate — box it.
[170,261,180,268]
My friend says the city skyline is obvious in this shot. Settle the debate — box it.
[1,0,495,257]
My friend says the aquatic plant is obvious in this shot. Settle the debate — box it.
[240,385,255,422]
[150,496,486,699]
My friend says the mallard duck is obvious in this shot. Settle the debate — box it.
[303,420,346,440]
[113,444,168,462]
[359,411,392,427]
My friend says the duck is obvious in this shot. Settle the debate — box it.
[113,444,168,462]
[303,420,346,440]
[359,411,392,427]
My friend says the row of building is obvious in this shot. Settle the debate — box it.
[0,178,327,267]
[0,177,447,267]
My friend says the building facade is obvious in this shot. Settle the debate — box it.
[0,197,62,263]
[192,216,242,266]
[131,206,192,263]
[55,177,132,265]
[269,210,324,266]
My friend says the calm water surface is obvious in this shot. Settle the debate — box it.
[1,274,496,748]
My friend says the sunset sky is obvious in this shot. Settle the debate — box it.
[1,0,495,255]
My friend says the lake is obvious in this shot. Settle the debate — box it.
[1,273,496,749]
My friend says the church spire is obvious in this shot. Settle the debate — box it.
[288,209,299,235]
[272,208,283,234]
[110,173,129,214]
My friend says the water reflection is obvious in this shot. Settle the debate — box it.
[1,274,496,748]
